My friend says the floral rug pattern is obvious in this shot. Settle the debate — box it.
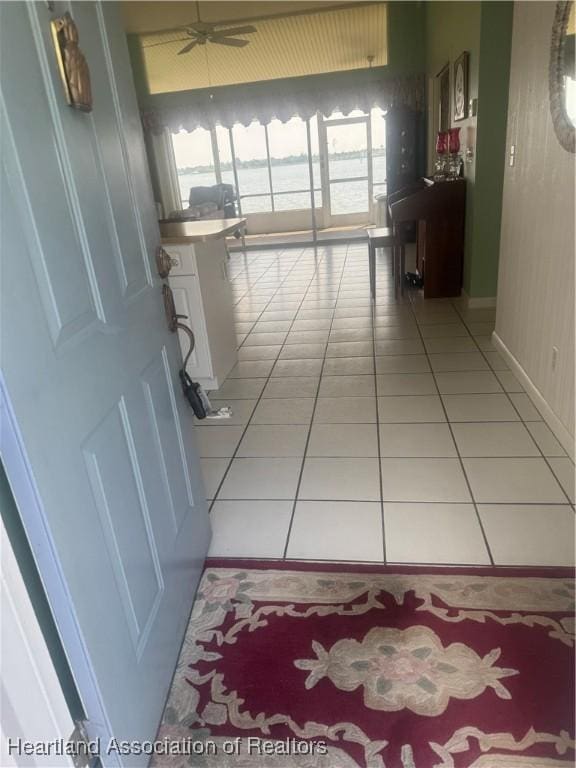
[155,563,575,768]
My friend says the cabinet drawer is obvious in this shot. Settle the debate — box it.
[162,244,197,276]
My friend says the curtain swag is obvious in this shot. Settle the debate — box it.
[142,74,425,134]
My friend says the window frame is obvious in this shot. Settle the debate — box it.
[168,109,386,219]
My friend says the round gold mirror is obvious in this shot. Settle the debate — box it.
[550,0,575,153]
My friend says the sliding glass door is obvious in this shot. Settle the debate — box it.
[167,108,385,231]
[319,113,372,227]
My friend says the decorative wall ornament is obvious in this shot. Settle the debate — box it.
[50,12,92,112]
[549,0,575,153]
[453,51,469,122]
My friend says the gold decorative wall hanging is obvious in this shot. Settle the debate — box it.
[51,12,92,112]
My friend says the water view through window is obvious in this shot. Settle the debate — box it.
[171,109,386,216]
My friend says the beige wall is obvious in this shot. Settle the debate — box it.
[495,1,575,445]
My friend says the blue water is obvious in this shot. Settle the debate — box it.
[177,155,386,215]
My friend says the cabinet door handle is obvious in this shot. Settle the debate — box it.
[221,261,229,281]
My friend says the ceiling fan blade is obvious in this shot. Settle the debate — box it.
[178,39,200,54]
[143,38,193,49]
[211,37,250,47]
[210,25,257,38]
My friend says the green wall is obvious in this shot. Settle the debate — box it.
[426,2,481,294]
[387,0,426,75]
[471,1,513,297]
[426,1,512,298]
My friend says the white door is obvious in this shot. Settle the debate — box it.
[319,114,373,227]
[0,2,211,765]
[1,514,76,768]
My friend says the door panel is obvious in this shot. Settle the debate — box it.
[320,116,371,224]
[329,180,370,216]
[0,2,210,764]
[82,400,165,653]
[140,349,195,536]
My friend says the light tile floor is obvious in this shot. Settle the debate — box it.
[196,243,575,567]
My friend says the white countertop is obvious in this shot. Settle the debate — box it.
[160,218,246,244]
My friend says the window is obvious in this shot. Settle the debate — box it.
[371,107,387,196]
[171,128,217,208]
[169,109,383,219]
[232,121,272,213]
[215,126,235,187]
[267,117,320,211]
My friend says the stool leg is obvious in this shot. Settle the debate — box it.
[369,243,375,300]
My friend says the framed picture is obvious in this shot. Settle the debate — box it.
[453,51,469,122]
[437,63,450,132]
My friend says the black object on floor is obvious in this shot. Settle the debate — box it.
[405,271,424,289]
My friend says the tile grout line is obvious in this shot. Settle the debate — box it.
[372,248,398,565]
[209,497,573,506]
[282,245,349,559]
[500,388,574,507]
[452,298,574,508]
[410,293,496,566]
[215,247,574,563]
[207,247,321,512]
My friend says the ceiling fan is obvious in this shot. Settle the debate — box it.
[171,2,257,54]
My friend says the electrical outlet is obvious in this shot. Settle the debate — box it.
[552,346,559,371]
[509,144,516,167]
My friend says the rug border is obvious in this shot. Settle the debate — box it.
[205,558,575,579]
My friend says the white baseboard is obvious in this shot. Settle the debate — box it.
[460,290,497,309]
[492,331,575,460]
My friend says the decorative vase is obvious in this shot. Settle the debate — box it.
[436,131,448,155]
[434,131,448,180]
[448,127,461,154]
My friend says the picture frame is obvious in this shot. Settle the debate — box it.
[437,62,451,132]
[453,51,469,122]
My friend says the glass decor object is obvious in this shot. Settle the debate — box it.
[434,131,448,180]
[448,127,461,154]
[446,127,463,180]
[436,130,448,154]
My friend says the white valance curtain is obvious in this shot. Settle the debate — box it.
[142,74,425,134]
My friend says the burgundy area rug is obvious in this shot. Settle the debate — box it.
[155,560,575,768]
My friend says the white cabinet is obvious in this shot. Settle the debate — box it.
[164,239,237,390]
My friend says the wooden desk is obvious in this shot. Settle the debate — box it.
[389,179,466,298]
